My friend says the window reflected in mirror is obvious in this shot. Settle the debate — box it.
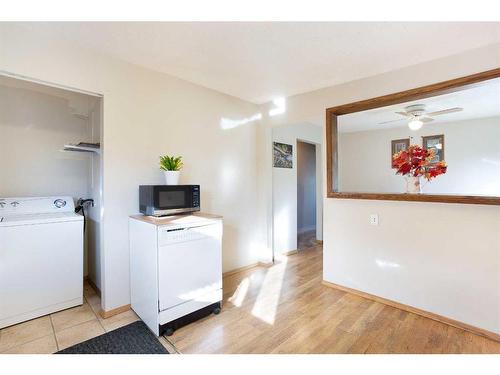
[337,77,500,197]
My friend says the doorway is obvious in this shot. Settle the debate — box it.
[271,123,323,260]
[0,72,104,304]
[297,140,317,250]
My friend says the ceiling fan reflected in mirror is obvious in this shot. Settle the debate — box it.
[379,104,463,130]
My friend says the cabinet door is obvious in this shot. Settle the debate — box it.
[158,222,222,311]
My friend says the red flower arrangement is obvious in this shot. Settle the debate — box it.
[392,144,447,181]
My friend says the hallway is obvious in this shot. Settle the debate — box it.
[297,230,318,250]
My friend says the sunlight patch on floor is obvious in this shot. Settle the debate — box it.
[251,257,288,325]
[227,277,250,307]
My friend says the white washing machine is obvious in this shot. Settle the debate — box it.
[0,196,84,329]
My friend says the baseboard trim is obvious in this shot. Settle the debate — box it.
[84,276,101,297]
[99,304,131,319]
[281,249,299,256]
[322,280,500,343]
[257,261,273,268]
[297,227,316,235]
[223,261,274,278]
[223,263,259,277]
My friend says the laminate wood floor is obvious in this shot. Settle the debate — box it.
[168,245,500,354]
[297,230,317,250]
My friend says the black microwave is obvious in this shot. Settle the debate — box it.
[139,185,200,216]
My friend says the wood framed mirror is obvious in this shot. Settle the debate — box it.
[326,68,500,205]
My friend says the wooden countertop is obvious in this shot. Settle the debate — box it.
[129,212,222,227]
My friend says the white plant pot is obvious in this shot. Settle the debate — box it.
[164,171,180,185]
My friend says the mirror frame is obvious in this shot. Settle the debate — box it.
[326,68,500,205]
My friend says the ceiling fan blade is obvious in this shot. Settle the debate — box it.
[426,107,463,116]
[421,117,434,123]
[378,118,405,125]
[378,110,415,125]
[395,111,411,117]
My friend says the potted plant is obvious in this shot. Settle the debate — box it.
[392,145,447,193]
[159,155,183,185]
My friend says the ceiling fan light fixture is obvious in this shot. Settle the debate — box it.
[408,118,423,131]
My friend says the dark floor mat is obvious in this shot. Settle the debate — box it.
[57,321,168,354]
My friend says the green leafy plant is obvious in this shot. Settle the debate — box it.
[159,155,183,171]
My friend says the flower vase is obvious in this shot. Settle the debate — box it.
[405,176,421,194]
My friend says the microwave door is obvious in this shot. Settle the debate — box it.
[157,189,188,210]
[151,185,198,216]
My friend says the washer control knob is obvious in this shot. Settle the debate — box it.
[54,199,66,208]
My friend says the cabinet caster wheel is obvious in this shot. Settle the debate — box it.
[165,328,175,336]
[213,307,221,315]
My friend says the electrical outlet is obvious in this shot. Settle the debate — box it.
[370,214,379,226]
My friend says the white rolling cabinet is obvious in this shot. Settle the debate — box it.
[129,213,223,336]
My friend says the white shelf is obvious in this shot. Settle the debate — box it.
[63,143,100,154]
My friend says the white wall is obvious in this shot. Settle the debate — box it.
[297,141,316,233]
[272,123,323,254]
[0,23,267,311]
[262,42,500,334]
[323,198,500,333]
[339,117,500,195]
[0,82,92,199]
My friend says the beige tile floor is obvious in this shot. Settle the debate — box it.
[0,281,176,354]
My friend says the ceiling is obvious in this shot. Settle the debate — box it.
[338,77,500,133]
[15,22,500,104]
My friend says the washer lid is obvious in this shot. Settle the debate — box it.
[0,212,83,227]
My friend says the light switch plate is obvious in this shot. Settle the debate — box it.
[370,214,379,226]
